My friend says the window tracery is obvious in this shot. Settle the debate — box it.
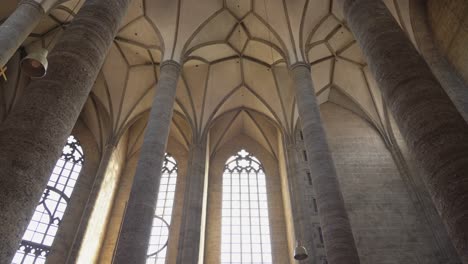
[221,149,272,263]
[146,153,178,264]
[12,136,84,264]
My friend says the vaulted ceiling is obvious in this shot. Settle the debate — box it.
[0,0,419,157]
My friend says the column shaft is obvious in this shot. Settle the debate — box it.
[285,143,316,263]
[0,0,131,261]
[113,61,181,264]
[342,0,468,261]
[176,143,208,264]
[0,0,49,67]
[291,63,360,264]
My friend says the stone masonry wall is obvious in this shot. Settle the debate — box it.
[318,103,440,264]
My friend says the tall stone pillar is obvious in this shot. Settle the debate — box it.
[291,62,360,264]
[0,0,131,261]
[285,142,316,263]
[0,0,63,67]
[340,0,468,261]
[176,142,208,264]
[113,60,181,264]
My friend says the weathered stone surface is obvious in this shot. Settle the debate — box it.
[0,0,131,261]
[113,60,181,264]
[322,103,447,264]
[291,62,360,264]
[285,142,318,264]
[176,143,207,264]
[341,0,468,261]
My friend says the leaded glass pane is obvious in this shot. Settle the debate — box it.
[12,136,84,264]
[221,150,272,264]
[147,154,178,264]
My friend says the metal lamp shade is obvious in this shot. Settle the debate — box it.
[21,48,48,78]
[294,244,309,260]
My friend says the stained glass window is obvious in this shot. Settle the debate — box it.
[12,136,84,264]
[221,149,272,263]
[146,154,178,264]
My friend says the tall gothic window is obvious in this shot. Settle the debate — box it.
[146,153,178,264]
[12,136,84,264]
[221,149,272,263]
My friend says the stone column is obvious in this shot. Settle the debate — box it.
[176,142,208,264]
[0,0,131,261]
[340,0,468,261]
[113,60,181,264]
[0,0,62,67]
[285,142,316,263]
[291,62,360,264]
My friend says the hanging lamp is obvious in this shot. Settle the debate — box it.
[294,240,309,260]
[21,47,48,78]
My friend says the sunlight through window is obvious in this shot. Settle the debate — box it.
[12,136,84,264]
[146,154,178,264]
[221,150,272,263]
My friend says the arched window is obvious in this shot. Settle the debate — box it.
[146,153,178,264]
[12,136,84,264]
[221,149,272,263]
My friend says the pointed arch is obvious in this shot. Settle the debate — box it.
[220,149,272,263]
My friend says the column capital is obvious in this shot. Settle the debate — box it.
[289,62,311,71]
[160,60,182,71]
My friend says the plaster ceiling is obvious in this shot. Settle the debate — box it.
[1,0,418,156]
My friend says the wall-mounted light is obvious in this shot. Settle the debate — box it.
[21,48,48,78]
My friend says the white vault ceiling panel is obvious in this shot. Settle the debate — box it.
[5,0,421,148]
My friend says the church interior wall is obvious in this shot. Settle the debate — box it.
[0,0,467,262]
[76,131,128,264]
[276,133,296,264]
[320,102,441,264]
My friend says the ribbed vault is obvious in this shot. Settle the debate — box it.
[0,0,422,148]
[208,108,280,159]
[123,110,193,156]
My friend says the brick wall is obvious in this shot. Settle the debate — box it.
[317,103,440,264]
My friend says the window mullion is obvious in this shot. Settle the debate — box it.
[221,150,272,264]
[13,135,84,264]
